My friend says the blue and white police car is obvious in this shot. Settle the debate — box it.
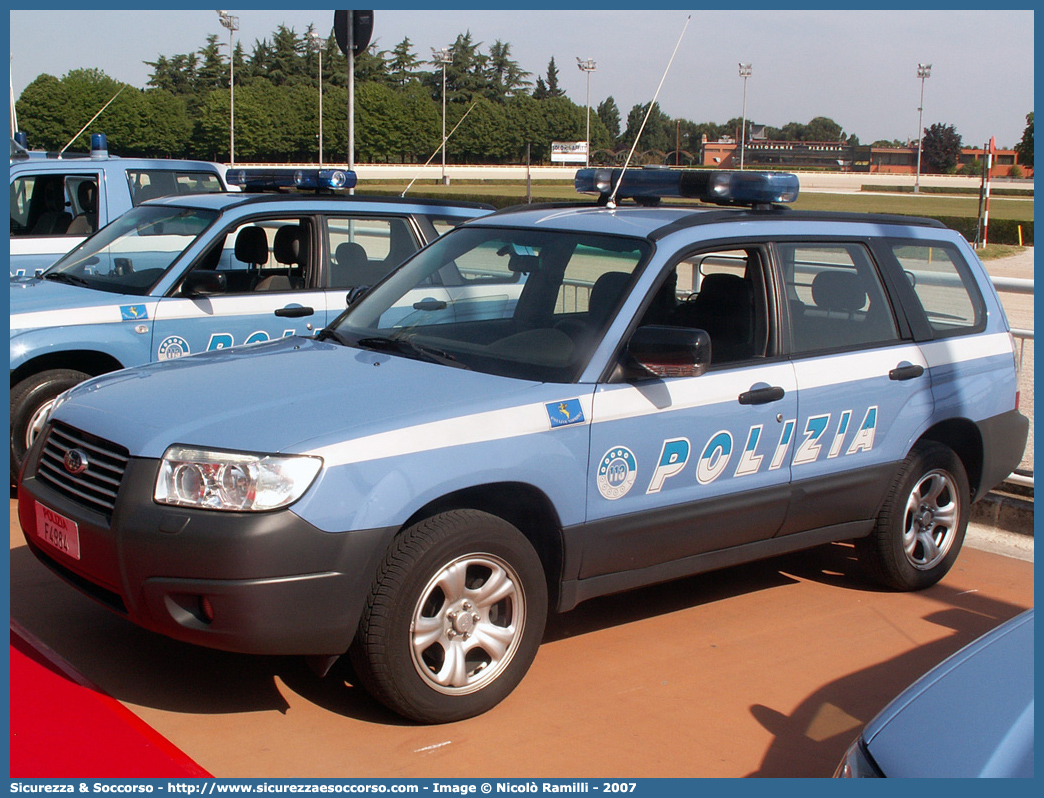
[10,168,494,472]
[17,168,1027,724]
[10,133,230,277]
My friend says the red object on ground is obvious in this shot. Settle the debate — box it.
[10,623,211,778]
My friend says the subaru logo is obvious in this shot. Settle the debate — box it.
[63,449,89,475]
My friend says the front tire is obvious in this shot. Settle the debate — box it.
[860,441,969,591]
[350,510,548,723]
[10,369,89,478]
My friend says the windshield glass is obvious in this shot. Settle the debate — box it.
[45,205,218,295]
[332,226,651,382]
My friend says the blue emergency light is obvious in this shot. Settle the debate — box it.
[574,167,800,207]
[225,168,357,192]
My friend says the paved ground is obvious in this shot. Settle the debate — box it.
[9,498,1033,779]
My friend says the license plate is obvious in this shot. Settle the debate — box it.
[34,502,81,560]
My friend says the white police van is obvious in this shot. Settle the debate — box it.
[10,133,230,277]
[17,169,1027,724]
[10,168,494,472]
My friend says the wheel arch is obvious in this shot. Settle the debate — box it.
[918,418,984,500]
[402,482,566,610]
[11,350,124,388]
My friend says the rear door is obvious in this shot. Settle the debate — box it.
[776,240,933,536]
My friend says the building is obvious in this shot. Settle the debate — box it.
[700,138,1031,178]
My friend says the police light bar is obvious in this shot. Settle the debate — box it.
[225,168,357,192]
[574,167,800,207]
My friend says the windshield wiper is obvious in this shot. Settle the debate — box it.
[315,328,351,346]
[43,272,90,287]
[357,336,470,370]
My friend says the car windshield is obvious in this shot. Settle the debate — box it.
[331,226,651,382]
[44,205,218,295]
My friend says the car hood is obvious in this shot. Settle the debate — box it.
[51,336,548,459]
[10,277,142,328]
[863,609,1034,778]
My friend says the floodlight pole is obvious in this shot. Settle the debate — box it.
[217,10,239,165]
[309,31,324,165]
[738,63,752,170]
[432,48,452,183]
[577,58,597,167]
[915,63,931,194]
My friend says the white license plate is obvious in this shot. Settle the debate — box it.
[34,502,81,560]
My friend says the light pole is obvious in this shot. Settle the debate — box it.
[576,58,596,167]
[217,10,239,165]
[738,63,752,170]
[915,63,931,194]
[309,30,324,165]
[431,48,453,184]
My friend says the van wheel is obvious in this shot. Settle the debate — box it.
[350,510,547,723]
[10,369,89,477]
[860,441,969,591]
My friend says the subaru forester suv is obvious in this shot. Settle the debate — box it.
[18,168,1027,724]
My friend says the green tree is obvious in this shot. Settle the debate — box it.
[619,101,672,155]
[921,122,962,174]
[596,96,620,141]
[1015,112,1033,168]
[196,34,227,91]
[389,38,421,88]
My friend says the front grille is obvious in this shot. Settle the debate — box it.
[36,422,130,517]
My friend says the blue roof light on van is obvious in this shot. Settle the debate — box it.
[574,167,800,207]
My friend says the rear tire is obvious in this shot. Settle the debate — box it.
[350,510,547,723]
[860,441,969,591]
[10,369,89,478]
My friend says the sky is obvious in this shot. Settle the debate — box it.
[7,6,1036,149]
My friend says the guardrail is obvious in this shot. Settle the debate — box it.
[993,276,1034,490]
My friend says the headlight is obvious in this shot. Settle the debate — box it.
[155,446,322,512]
[833,738,883,778]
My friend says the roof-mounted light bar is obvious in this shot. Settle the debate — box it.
[225,168,358,193]
[575,167,800,207]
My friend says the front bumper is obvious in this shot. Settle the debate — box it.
[18,453,396,657]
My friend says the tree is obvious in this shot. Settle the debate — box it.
[619,101,672,155]
[389,38,421,88]
[920,122,962,174]
[1015,112,1033,168]
[596,96,620,141]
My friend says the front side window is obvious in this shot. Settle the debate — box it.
[331,227,650,382]
[188,218,313,294]
[11,173,100,237]
[780,242,900,354]
[46,205,217,295]
[889,243,985,337]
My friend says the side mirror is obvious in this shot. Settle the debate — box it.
[182,270,228,298]
[346,285,369,306]
[625,325,711,379]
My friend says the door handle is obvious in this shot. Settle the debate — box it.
[275,305,314,318]
[738,386,785,405]
[889,363,925,381]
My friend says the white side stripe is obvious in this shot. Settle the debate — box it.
[309,395,594,467]
[11,303,160,330]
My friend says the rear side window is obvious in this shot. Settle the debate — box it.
[126,170,224,204]
[890,243,986,337]
[780,242,900,354]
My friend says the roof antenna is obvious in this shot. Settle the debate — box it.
[59,85,125,158]
[607,14,691,210]
[401,102,477,197]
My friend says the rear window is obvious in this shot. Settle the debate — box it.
[889,243,986,337]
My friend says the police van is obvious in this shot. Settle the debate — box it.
[10,168,494,472]
[17,168,1027,724]
[10,133,231,277]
